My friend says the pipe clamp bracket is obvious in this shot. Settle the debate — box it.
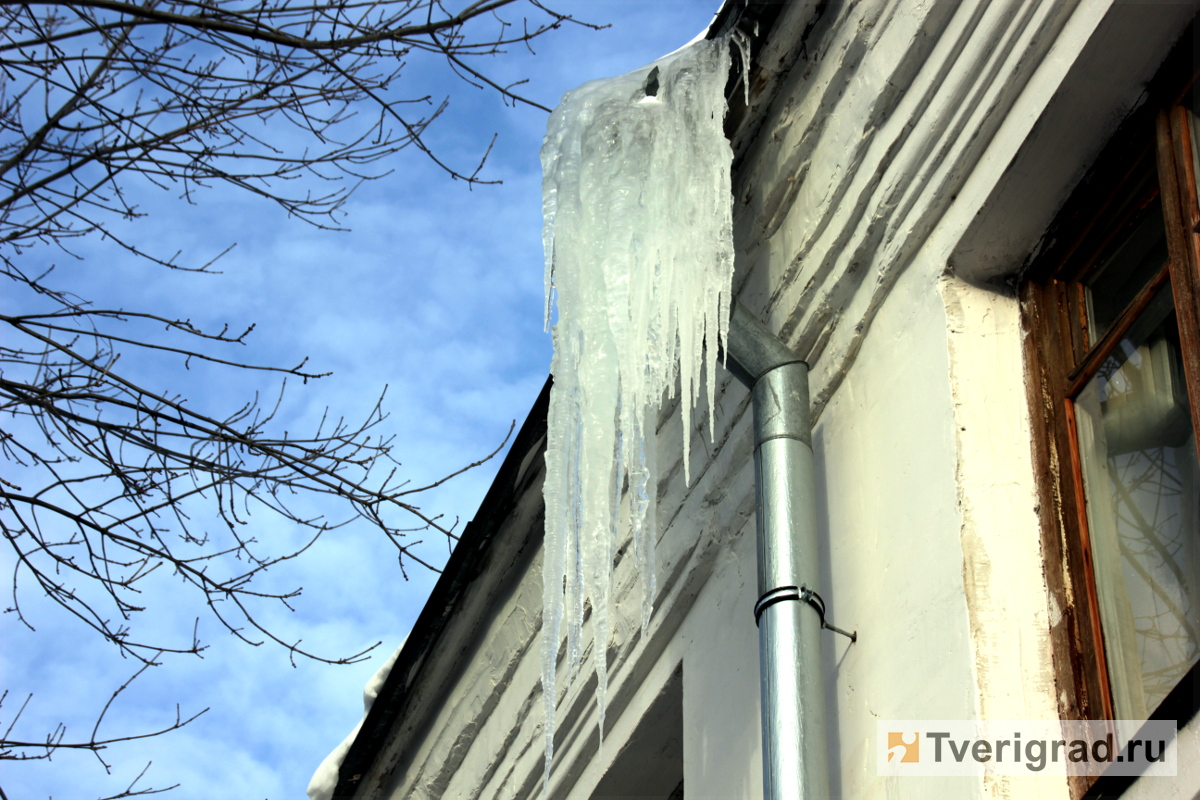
[754,585,857,643]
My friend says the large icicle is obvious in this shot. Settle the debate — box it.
[540,36,733,788]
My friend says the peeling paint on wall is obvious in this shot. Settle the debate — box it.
[940,272,1064,800]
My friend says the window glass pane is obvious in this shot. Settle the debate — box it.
[1190,108,1200,209]
[1074,286,1200,720]
[1084,200,1169,342]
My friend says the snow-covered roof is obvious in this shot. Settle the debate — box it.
[330,381,553,798]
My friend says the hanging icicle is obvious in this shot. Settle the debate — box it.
[539,35,734,789]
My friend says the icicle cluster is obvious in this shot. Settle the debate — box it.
[540,36,733,786]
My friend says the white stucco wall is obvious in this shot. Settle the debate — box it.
[816,249,985,800]
[681,515,763,800]
[1123,713,1200,800]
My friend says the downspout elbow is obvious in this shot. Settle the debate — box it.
[726,300,812,448]
[726,300,805,389]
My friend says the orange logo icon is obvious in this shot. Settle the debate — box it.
[887,732,919,763]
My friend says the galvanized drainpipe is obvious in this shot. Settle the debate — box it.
[725,300,832,800]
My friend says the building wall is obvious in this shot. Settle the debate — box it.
[1124,714,1200,799]
[358,1,1199,798]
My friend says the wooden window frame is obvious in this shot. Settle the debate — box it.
[1020,29,1200,800]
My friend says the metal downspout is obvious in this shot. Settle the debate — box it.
[726,300,830,800]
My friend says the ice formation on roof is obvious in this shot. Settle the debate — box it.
[540,34,733,788]
[306,640,404,800]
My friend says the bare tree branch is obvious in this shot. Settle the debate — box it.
[1,663,203,797]
[0,0,597,794]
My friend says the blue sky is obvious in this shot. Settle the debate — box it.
[1,2,720,797]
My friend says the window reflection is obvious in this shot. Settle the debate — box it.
[1084,199,1168,343]
[1074,286,1200,720]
